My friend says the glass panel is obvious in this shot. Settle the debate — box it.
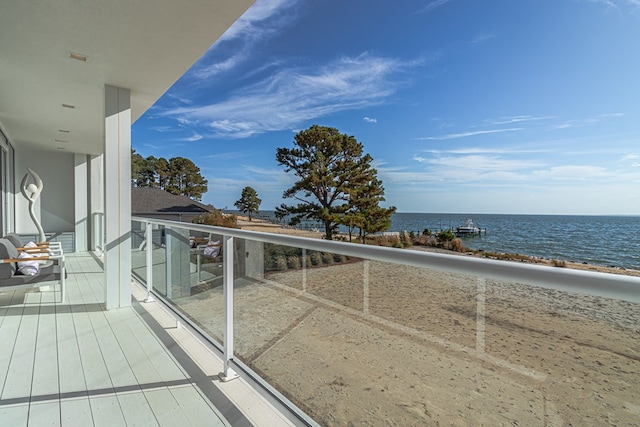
[130,220,147,284]
[0,147,6,235]
[155,224,225,345]
[233,243,640,425]
[129,219,640,425]
[149,224,167,296]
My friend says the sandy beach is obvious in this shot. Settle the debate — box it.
[170,216,640,425]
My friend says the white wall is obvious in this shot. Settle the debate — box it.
[15,149,74,233]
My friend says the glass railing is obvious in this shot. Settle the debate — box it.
[131,216,640,426]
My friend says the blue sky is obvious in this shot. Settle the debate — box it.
[132,0,640,215]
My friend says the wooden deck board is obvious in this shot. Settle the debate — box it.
[0,252,293,426]
[116,391,160,427]
[0,294,23,397]
[168,386,228,427]
[60,398,94,427]
[107,308,175,386]
[0,403,29,425]
[2,294,39,400]
[88,395,127,427]
[56,304,88,395]
[143,387,209,427]
[27,401,61,427]
[31,290,60,399]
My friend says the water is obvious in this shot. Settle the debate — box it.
[389,213,640,271]
[238,211,640,271]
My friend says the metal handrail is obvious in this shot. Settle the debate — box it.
[132,216,640,303]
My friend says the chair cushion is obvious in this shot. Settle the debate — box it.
[4,233,24,248]
[0,238,18,279]
[0,264,63,286]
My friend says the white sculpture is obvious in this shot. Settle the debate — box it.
[21,168,45,243]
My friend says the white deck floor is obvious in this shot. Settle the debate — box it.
[0,253,300,427]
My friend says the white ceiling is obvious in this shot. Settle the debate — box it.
[0,0,254,155]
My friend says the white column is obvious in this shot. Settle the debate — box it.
[74,154,88,252]
[89,154,104,252]
[104,85,131,309]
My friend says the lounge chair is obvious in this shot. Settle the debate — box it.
[0,238,66,303]
[3,232,62,254]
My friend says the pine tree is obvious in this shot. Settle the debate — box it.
[234,187,262,221]
[276,125,394,240]
[130,153,207,200]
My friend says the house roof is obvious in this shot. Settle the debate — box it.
[131,188,214,214]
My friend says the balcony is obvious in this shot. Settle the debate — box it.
[128,217,640,426]
[0,252,305,426]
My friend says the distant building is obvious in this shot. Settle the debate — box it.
[131,187,214,222]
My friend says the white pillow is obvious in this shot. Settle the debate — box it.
[204,241,220,258]
[18,251,40,276]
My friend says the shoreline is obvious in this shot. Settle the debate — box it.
[236,215,640,277]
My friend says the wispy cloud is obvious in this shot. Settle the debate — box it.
[417,0,454,14]
[417,128,523,140]
[550,112,623,130]
[586,0,640,11]
[183,133,203,142]
[164,53,418,138]
[143,143,164,150]
[423,147,552,155]
[363,116,377,123]
[533,165,610,180]
[471,31,497,45]
[218,0,300,43]
[204,151,249,160]
[486,115,555,125]
[191,0,301,79]
[427,155,543,171]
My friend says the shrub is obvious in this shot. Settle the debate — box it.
[309,251,323,266]
[448,238,466,253]
[275,256,288,271]
[287,255,301,270]
[400,230,412,248]
[437,230,455,242]
[192,210,237,228]
[333,253,347,263]
[552,259,567,268]
[321,252,334,264]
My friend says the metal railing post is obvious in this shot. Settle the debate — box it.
[476,277,486,353]
[145,221,154,303]
[302,248,307,293]
[363,260,369,315]
[220,235,238,381]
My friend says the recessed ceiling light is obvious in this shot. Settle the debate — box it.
[58,129,70,133]
[62,104,75,109]
[69,52,88,62]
